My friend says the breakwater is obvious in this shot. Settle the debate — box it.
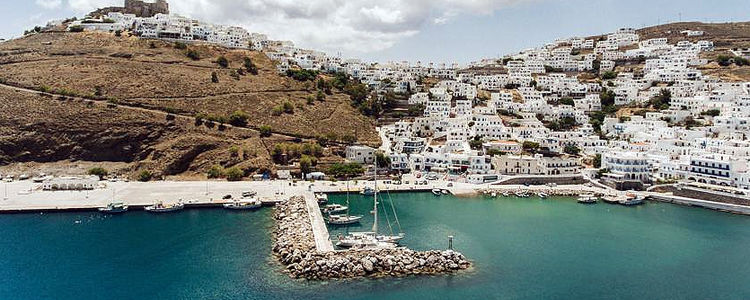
[272,196,471,279]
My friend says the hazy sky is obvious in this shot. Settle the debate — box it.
[2,0,749,64]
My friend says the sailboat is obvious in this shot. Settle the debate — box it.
[336,164,404,248]
[326,181,362,225]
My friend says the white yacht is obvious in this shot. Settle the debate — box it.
[98,202,128,214]
[432,188,442,196]
[360,187,377,196]
[321,204,348,214]
[619,193,644,206]
[577,194,597,204]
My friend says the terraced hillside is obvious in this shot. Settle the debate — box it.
[0,31,377,178]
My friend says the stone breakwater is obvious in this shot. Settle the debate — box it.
[272,196,471,280]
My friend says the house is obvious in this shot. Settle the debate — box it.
[346,146,376,164]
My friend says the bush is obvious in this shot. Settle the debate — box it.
[282,101,294,114]
[69,25,84,32]
[174,42,187,50]
[224,167,244,181]
[149,41,157,49]
[328,163,364,178]
[271,106,283,116]
[593,154,602,168]
[211,71,219,83]
[564,145,581,156]
[186,49,200,60]
[259,125,272,137]
[285,69,318,81]
[216,56,229,68]
[138,170,153,182]
[522,141,540,153]
[207,165,224,178]
[560,97,575,106]
[114,30,122,37]
[87,167,109,179]
[316,91,326,101]
[229,110,249,127]
[306,95,315,105]
[700,109,721,117]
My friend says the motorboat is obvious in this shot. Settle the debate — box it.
[314,193,328,204]
[432,188,442,196]
[490,191,497,197]
[144,201,184,213]
[577,194,597,204]
[538,192,549,199]
[619,193,645,206]
[321,204,348,214]
[223,197,262,210]
[441,189,450,195]
[98,202,128,214]
[515,191,529,198]
[326,214,362,225]
[502,191,510,197]
[360,187,377,196]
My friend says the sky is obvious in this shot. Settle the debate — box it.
[2,0,749,64]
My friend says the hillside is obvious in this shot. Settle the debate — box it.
[0,31,377,178]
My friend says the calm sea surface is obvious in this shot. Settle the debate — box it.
[1,192,749,299]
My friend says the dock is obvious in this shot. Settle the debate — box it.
[301,191,334,252]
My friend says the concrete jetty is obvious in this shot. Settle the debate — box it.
[301,191,334,252]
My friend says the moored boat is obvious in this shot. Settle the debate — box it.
[538,192,549,199]
[577,194,597,204]
[314,193,328,204]
[326,214,362,225]
[432,188,442,196]
[321,204,348,214]
[223,197,262,210]
[145,201,184,213]
[619,193,644,206]
[260,198,285,206]
[360,187,377,196]
[98,202,128,214]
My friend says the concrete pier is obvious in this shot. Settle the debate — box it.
[301,191,334,252]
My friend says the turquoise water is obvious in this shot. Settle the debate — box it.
[1,193,750,299]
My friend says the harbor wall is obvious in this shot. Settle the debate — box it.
[650,185,750,206]
[272,196,471,279]
[495,175,585,186]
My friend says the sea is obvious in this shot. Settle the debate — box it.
[1,192,749,300]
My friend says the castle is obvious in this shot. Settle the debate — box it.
[89,0,169,18]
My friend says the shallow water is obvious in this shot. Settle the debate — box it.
[2,192,749,299]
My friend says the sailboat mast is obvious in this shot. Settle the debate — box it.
[372,161,378,233]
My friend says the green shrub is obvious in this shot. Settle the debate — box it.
[259,125,272,137]
[271,106,283,116]
[138,170,153,182]
[69,25,84,33]
[186,49,200,60]
[601,71,617,80]
[243,57,258,75]
[211,71,219,83]
[224,167,244,181]
[282,101,294,114]
[229,110,249,127]
[174,42,187,49]
[207,165,224,178]
[216,56,229,68]
[87,167,108,179]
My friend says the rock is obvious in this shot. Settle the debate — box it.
[362,258,374,272]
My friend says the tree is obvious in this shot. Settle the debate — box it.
[375,151,391,169]
[649,89,671,110]
[138,170,153,182]
[593,154,602,168]
[174,42,187,49]
[259,125,272,137]
[216,56,229,68]
[211,71,219,83]
[243,57,258,75]
[560,97,575,106]
[224,167,244,181]
[87,167,109,179]
[700,109,720,117]
[522,141,540,153]
[299,155,313,177]
[600,90,615,107]
[68,25,84,32]
[328,163,364,178]
[601,71,617,80]
[282,101,294,114]
[316,91,326,101]
[564,145,581,156]
[469,136,483,150]
[229,110,249,127]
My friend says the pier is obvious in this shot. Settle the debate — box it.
[301,191,334,252]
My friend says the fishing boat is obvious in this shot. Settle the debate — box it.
[321,204,348,214]
[314,193,328,204]
[223,197,262,210]
[619,193,644,206]
[577,194,597,204]
[432,188,442,196]
[338,163,404,249]
[144,201,184,213]
[98,202,128,214]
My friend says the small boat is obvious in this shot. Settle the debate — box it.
[577,194,597,204]
[538,192,548,199]
[441,189,450,195]
[261,198,285,206]
[601,195,620,204]
[336,232,404,248]
[432,188,442,196]
[360,187,377,196]
[502,191,510,197]
[223,197,262,210]
[515,191,529,198]
[145,201,184,213]
[326,214,362,225]
[490,191,497,197]
[314,193,328,204]
[241,191,257,198]
[98,202,128,214]
[321,204,348,214]
[620,193,644,206]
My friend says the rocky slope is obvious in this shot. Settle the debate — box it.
[0,31,378,178]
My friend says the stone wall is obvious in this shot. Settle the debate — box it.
[650,185,750,206]
[272,196,471,279]
[498,175,585,186]
[89,0,169,18]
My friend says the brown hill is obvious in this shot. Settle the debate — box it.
[0,31,377,178]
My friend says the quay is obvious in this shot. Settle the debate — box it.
[301,191,334,252]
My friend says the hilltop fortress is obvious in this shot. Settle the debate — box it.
[88,0,169,18]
